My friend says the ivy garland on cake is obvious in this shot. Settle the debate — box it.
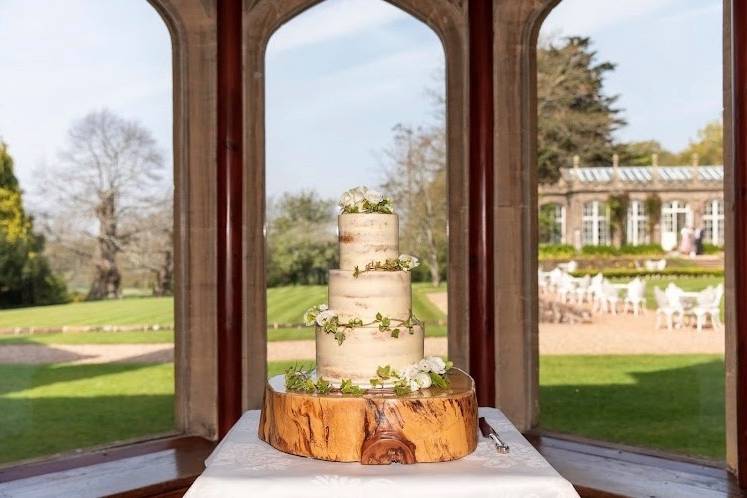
[338,186,394,214]
[304,304,423,345]
[352,254,419,278]
[284,356,452,397]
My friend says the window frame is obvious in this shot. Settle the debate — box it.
[241,0,472,408]
[1,0,221,486]
[626,199,649,246]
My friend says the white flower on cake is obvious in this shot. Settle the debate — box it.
[414,372,432,389]
[425,356,447,374]
[303,303,329,326]
[338,186,394,214]
[363,189,384,204]
[397,254,419,271]
[315,309,338,326]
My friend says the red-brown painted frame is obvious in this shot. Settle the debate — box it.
[216,0,244,437]
[731,0,747,487]
[468,0,496,407]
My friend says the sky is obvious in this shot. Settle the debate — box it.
[0,0,722,204]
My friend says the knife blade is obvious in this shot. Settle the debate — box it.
[478,417,510,454]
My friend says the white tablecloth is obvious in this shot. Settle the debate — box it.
[184,407,579,498]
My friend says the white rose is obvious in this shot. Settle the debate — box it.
[400,365,420,381]
[364,189,383,204]
[315,309,337,326]
[338,191,354,209]
[408,379,420,392]
[415,372,432,389]
[425,356,447,374]
[318,304,328,311]
[398,254,419,271]
[417,358,432,372]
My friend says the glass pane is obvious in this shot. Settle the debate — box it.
[264,0,447,383]
[0,1,175,465]
[537,0,724,461]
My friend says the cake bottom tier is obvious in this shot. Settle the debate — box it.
[316,325,424,384]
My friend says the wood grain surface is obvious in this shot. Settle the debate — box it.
[258,369,478,464]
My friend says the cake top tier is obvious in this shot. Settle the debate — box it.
[338,186,394,215]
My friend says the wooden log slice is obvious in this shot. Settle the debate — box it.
[258,369,478,464]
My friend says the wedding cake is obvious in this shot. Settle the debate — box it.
[302,186,448,393]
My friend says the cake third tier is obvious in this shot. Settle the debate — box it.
[328,270,411,322]
[338,213,398,270]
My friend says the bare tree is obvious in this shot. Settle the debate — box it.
[39,110,164,299]
[382,123,447,286]
[123,191,173,296]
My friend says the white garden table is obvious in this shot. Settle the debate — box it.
[184,407,579,498]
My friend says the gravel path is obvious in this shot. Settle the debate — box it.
[426,291,724,355]
[0,290,724,365]
[0,344,174,365]
[0,338,448,365]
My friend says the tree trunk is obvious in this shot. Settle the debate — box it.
[152,249,173,296]
[88,193,122,300]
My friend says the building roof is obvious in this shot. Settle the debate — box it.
[560,165,723,183]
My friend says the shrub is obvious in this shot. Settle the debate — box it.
[580,245,618,256]
[618,243,665,256]
[702,243,723,255]
[571,268,724,279]
[538,244,576,259]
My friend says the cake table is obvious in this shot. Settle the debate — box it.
[183,407,580,498]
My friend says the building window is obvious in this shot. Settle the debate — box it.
[703,199,724,246]
[581,201,610,246]
[539,203,565,244]
[661,200,692,250]
[626,200,648,246]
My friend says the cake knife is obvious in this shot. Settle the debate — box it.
[478,417,510,454]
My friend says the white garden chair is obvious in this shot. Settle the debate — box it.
[572,274,591,303]
[600,281,621,314]
[691,284,724,332]
[588,273,605,312]
[654,286,684,330]
[623,278,646,315]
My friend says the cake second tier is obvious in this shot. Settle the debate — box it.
[329,269,411,322]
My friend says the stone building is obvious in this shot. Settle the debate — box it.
[538,155,724,250]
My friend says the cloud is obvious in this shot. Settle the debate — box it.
[267,0,409,57]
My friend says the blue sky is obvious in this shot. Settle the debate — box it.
[0,0,722,203]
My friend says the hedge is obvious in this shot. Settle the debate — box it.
[570,268,724,279]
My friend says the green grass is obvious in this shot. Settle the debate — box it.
[0,363,175,464]
[540,355,724,460]
[0,356,725,464]
[0,297,173,328]
[0,330,174,345]
[0,360,320,464]
[0,282,449,344]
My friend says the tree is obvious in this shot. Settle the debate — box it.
[0,143,67,307]
[266,191,337,287]
[676,119,722,165]
[123,191,173,296]
[616,140,677,166]
[537,36,625,183]
[40,110,164,300]
[381,123,447,286]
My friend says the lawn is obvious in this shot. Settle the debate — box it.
[0,355,725,464]
[0,297,173,328]
[540,355,724,460]
[0,361,301,465]
[0,282,449,343]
